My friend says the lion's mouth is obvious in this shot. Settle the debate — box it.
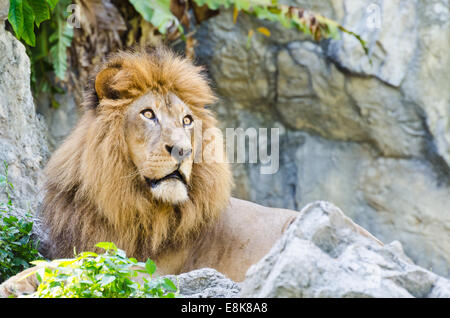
[145,169,187,188]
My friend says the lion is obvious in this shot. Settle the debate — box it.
[0,47,299,297]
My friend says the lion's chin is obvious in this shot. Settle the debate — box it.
[150,179,189,204]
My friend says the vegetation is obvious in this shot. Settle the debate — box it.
[0,163,43,283]
[129,0,363,42]
[6,0,367,100]
[0,162,177,297]
[8,0,72,96]
[32,242,178,298]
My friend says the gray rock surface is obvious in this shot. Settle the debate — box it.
[194,0,450,278]
[0,8,50,213]
[0,0,8,21]
[240,201,450,298]
[165,268,240,298]
[0,7,50,241]
[36,92,82,149]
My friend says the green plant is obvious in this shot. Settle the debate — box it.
[130,0,181,35]
[130,0,368,51]
[8,0,73,102]
[7,0,368,99]
[32,242,178,298]
[0,162,43,283]
[8,0,55,46]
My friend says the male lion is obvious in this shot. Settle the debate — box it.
[0,48,298,297]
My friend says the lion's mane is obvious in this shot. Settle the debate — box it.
[41,48,232,260]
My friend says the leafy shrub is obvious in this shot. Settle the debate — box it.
[0,163,43,283]
[32,242,178,298]
[7,0,73,99]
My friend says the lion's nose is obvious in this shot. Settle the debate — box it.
[165,144,192,161]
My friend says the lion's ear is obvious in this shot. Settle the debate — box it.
[95,67,120,100]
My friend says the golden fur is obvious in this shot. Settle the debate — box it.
[41,47,232,260]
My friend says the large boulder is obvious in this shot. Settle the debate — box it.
[165,268,240,298]
[240,201,450,298]
[194,0,450,278]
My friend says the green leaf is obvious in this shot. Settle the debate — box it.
[95,242,118,252]
[30,260,48,266]
[29,0,51,27]
[8,0,24,38]
[49,17,73,80]
[100,274,116,286]
[79,251,98,258]
[162,278,177,292]
[193,0,225,10]
[129,0,178,34]
[45,0,59,11]
[35,271,42,283]
[21,1,36,46]
[12,257,28,267]
[116,248,126,258]
[233,0,251,11]
[145,259,156,275]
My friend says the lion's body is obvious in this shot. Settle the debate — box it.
[170,198,298,281]
[0,48,300,297]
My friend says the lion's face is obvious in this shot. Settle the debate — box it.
[125,91,195,204]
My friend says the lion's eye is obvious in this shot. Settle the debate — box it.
[141,109,155,120]
[183,115,193,126]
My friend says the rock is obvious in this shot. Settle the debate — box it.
[328,0,418,87]
[360,158,450,276]
[35,92,82,149]
[275,41,426,157]
[194,0,450,278]
[164,268,240,298]
[2,201,449,298]
[0,12,50,240]
[0,0,8,21]
[0,267,240,298]
[240,201,450,298]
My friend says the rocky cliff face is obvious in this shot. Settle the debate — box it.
[194,0,450,278]
[0,0,50,215]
